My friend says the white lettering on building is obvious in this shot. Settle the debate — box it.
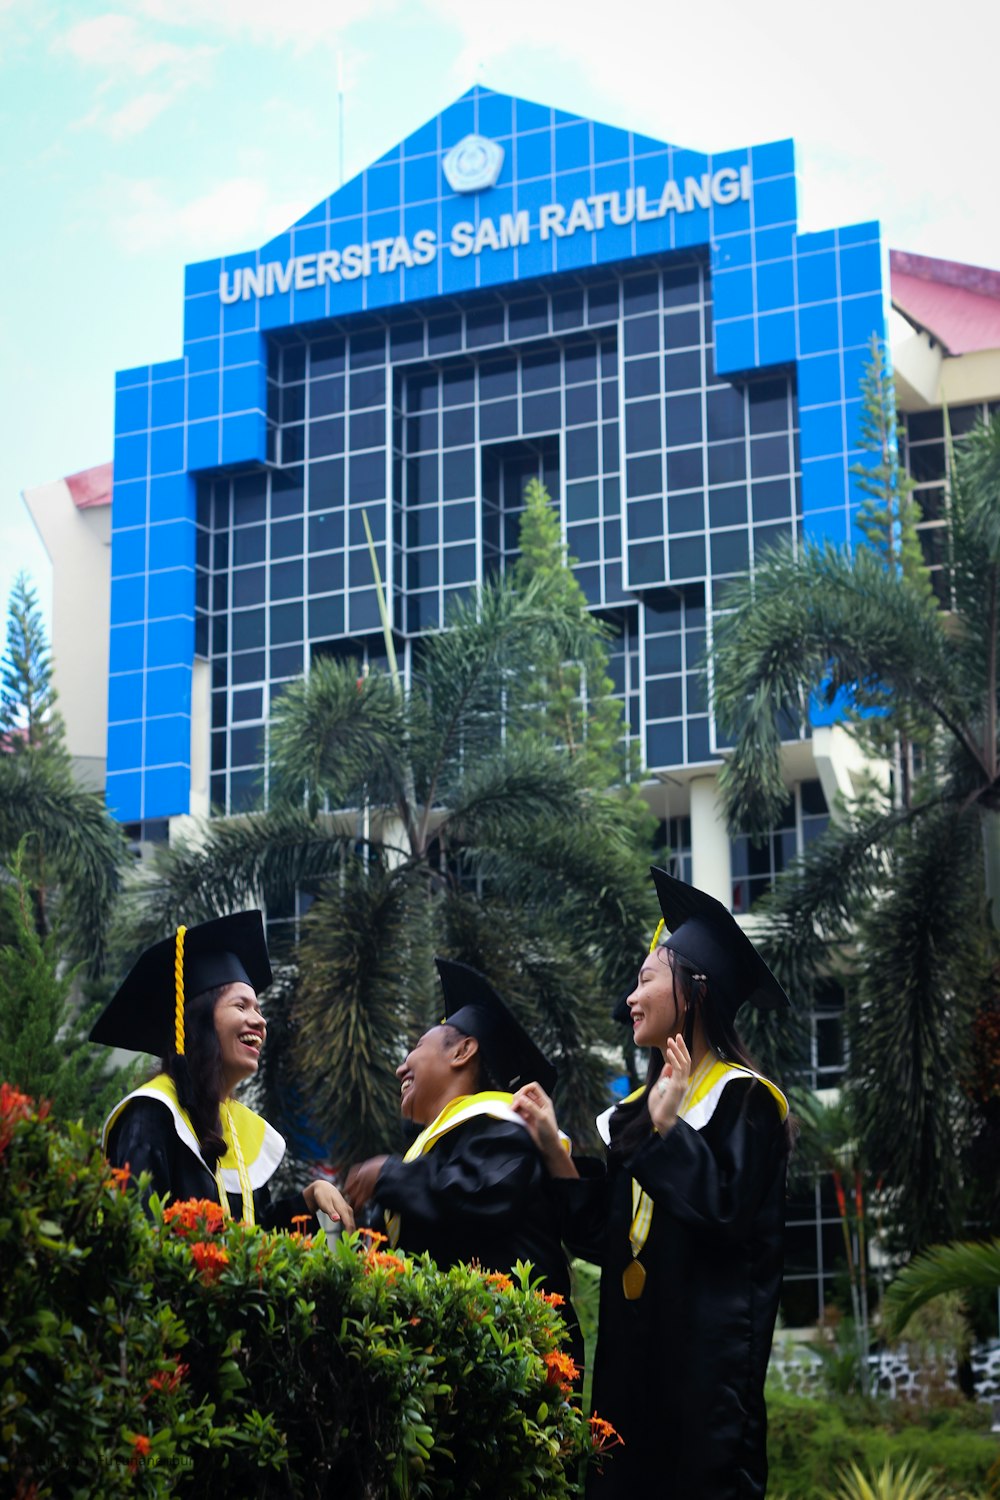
[216,167,753,304]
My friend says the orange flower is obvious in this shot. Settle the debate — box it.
[538,1291,565,1307]
[483,1271,513,1292]
[128,1434,152,1471]
[289,1213,313,1245]
[589,1414,624,1453]
[163,1198,225,1237]
[357,1227,388,1248]
[108,1164,131,1193]
[365,1248,408,1281]
[148,1359,188,1395]
[543,1349,580,1393]
[0,1082,34,1158]
[190,1240,229,1284]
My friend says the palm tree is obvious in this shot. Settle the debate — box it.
[883,1237,1000,1338]
[709,414,1000,1252]
[121,573,656,1163]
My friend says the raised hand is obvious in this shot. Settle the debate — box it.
[646,1035,691,1137]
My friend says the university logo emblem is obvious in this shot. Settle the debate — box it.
[442,134,504,194]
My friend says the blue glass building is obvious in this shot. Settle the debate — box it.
[107,84,887,832]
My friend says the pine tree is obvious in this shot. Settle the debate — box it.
[851,335,933,598]
[0,843,135,1127]
[513,478,653,839]
[0,572,69,769]
[849,336,937,804]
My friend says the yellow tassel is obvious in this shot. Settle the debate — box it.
[174,926,187,1056]
[649,917,665,953]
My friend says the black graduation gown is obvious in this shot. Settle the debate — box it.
[375,1114,582,1365]
[107,1097,314,1231]
[559,1078,787,1498]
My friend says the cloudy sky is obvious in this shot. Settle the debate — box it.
[2,0,996,640]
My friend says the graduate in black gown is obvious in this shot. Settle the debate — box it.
[345,959,580,1363]
[513,870,792,1498]
[91,911,354,1233]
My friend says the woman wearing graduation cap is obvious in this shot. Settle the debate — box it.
[513,869,791,1498]
[92,911,354,1233]
[345,958,580,1360]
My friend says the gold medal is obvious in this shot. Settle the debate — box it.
[622,1258,646,1300]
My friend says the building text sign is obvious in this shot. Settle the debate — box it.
[219,167,751,303]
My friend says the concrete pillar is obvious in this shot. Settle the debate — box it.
[689,774,732,907]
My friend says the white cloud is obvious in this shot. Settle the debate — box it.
[59,10,212,77]
[135,0,380,52]
[114,175,311,256]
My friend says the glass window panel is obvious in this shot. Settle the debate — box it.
[465,306,505,346]
[308,509,344,554]
[270,644,303,678]
[664,349,702,391]
[232,608,266,652]
[709,487,747,528]
[233,564,265,606]
[707,441,746,485]
[283,346,306,383]
[623,273,660,313]
[750,434,790,478]
[625,357,661,399]
[646,720,684,767]
[349,329,385,368]
[442,365,475,406]
[350,368,385,409]
[908,442,946,482]
[439,407,473,448]
[623,315,659,358]
[666,447,704,490]
[310,337,345,377]
[233,470,266,514]
[443,543,477,584]
[271,518,303,559]
[272,468,304,515]
[441,502,476,542]
[552,289,585,330]
[566,426,599,479]
[231,649,264,684]
[628,541,665,586]
[407,508,438,547]
[508,299,548,338]
[281,385,305,423]
[211,731,227,770]
[625,399,661,451]
[588,282,620,323]
[427,314,462,354]
[308,552,344,594]
[663,308,701,347]
[308,457,345,510]
[350,409,385,449]
[669,534,705,577]
[711,528,750,575]
[687,715,710,761]
[233,525,266,566]
[309,417,344,458]
[567,523,600,562]
[752,479,794,522]
[270,602,303,644]
[522,392,561,433]
[748,379,788,435]
[564,342,598,385]
[521,350,560,393]
[309,594,344,637]
[566,480,600,521]
[628,498,663,539]
[282,427,305,465]
[479,400,518,441]
[661,264,701,308]
[479,357,517,401]
[566,383,598,426]
[668,492,703,533]
[906,410,943,442]
[349,451,386,501]
[442,448,475,499]
[644,632,682,673]
[665,393,703,446]
[627,454,661,497]
[706,387,746,442]
[408,551,439,589]
[270,559,303,600]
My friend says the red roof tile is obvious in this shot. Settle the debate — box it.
[890,249,1000,356]
[65,462,113,510]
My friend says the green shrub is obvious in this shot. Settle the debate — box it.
[0,1085,616,1497]
[767,1391,998,1500]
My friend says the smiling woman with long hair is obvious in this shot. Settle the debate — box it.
[513,869,792,1498]
[92,910,353,1233]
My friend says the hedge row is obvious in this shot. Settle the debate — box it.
[0,1086,618,1498]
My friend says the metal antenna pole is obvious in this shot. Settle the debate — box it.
[337,52,345,187]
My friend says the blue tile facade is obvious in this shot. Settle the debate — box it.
[107,86,887,823]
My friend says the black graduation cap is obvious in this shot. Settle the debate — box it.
[90,910,272,1056]
[650,867,789,1017]
[436,958,558,1096]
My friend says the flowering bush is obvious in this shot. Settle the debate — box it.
[0,1087,618,1497]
